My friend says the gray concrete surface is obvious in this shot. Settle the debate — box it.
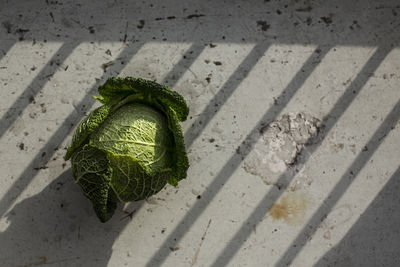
[0,0,399,266]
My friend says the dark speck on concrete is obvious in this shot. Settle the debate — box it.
[88,26,95,34]
[186,14,205,19]
[15,28,29,41]
[55,182,64,191]
[15,28,29,34]
[169,245,180,251]
[19,143,24,150]
[320,15,333,25]
[256,20,270,31]
[40,103,46,113]
[2,21,12,33]
[137,20,145,29]
[349,20,361,30]
[101,61,114,72]
[197,195,202,199]
[296,6,312,12]
[49,12,55,22]
[34,166,48,171]
[213,61,222,66]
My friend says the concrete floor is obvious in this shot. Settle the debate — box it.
[0,0,399,266]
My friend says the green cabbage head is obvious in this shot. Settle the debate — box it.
[65,77,189,222]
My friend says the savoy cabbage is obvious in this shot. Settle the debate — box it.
[65,77,189,222]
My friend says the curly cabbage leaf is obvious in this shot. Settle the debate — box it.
[97,77,189,121]
[66,77,189,222]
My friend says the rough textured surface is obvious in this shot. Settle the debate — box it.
[243,113,321,188]
[1,0,400,266]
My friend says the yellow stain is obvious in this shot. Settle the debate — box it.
[269,192,308,225]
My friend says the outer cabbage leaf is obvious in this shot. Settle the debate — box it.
[158,102,189,186]
[65,96,123,160]
[107,152,172,202]
[71,145,117,222]
[97,77,189,122]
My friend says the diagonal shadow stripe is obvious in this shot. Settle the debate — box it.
[0,43,144,218]
[145,45,330,267]
[0,42,78,138]
[184,41,271,148]
[209,45,392,267]
[276,98,400,267]
[162,43,205,88]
